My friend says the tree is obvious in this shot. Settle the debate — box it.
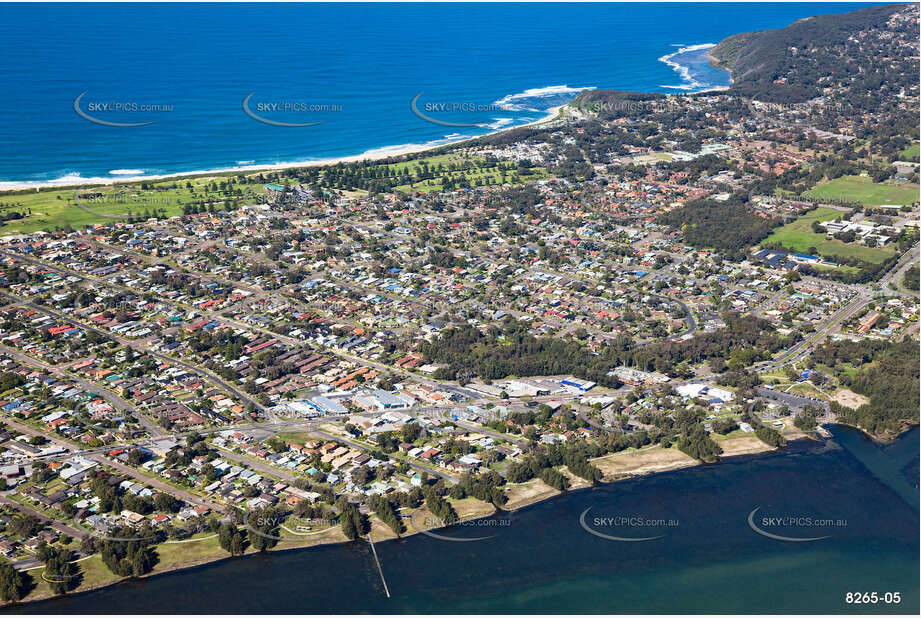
[351,466,373,486]
[9,514,43,539]
[131,547,152,577]
[401,422,422,443]
[0,563,29,602]
[793,407,819,431]
[368,495,404,536]
[42,546,80,595]
[677,425,722,463]
[218,523,246,556]
[755,425,786,448]
[229,533,244,557]
[539,468,569,491]
[154,492,181,513]
[711,418,739,434]
[337,500,369,541]
[99,526,156,578]
[902,265,919,291]
[247,507,279,552]
[422,488,457,525]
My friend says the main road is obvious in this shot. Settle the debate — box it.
[756,244,919,371]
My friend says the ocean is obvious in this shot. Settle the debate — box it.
[7,425,919,614]
[0,2,883,189]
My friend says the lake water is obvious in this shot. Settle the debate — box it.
[9,425,918,614]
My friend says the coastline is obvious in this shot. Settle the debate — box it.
[658,43,733,93]
[0,41,731,195]
[0,433,804,609]
[0,106,566,194]
[704,47,735,86]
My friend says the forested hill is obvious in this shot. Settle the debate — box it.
[709,3,918,103]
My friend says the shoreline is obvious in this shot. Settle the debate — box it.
[0,42,732,195]
[0,105,566,194]
[8,422,917,609]
[705,48,735,86]
[1,432,811,609]
[659,43,733,93]
[5,499,494,608]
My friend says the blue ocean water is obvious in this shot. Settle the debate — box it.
[0,2,881,187]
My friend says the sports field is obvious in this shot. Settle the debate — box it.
[0,177,268,235]
[805,175,919,206]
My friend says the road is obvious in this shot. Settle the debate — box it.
[0,343,165,438]
[526,264,697,341]
[2,247,488,417]
[309,428,458,483]
[756,244,919,371]
[212,446,301,486]
[879,244,919,292]
[0,290,267,414]
[756,293,869,371]
[0,493,86,540]
[86,453,224,513]
[0,416,223,513]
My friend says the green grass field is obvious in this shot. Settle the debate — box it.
[805,175,919,206]
[810,263,862,277]
[0,177,268,235]
[762,207,896,264]
[899,143,920,161]
[338,153,548,194]
[0,153,546,233]
[274,431,315,445]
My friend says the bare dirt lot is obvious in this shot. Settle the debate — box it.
[590,446,699,481]
[504,477,561,510]
[717,435,776,457]
[831,388,869,409]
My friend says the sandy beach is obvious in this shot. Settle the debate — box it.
[0,106,565,193]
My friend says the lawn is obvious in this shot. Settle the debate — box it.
[899,143,919,161]
[810,263,861,277]
[24,552,119,603]
[274,431,315,445]
[762,206,896,264]
[0,176,268,235]
[805,175,919,206]
[332,153,549,194]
